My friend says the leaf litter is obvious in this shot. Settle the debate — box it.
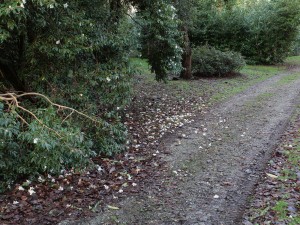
[0,77,209,225]
[243,114,300,225]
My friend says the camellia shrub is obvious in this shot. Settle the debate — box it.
[0,102,95,192]
[192,46,245,77]
[0,0,183,191]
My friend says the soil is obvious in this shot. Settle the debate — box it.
[58,66,300,225]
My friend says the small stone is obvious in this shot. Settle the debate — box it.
[245,169,252,174]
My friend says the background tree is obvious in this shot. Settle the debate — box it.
[190,0,300,64]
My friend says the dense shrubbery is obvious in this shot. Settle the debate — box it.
[191,0,300,64]
[0,102,94,191]
[139,1,182,81]
[192,46,245,77]
[0,0,183,191]
[291,33,300,56]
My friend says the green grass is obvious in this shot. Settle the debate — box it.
[129,57,293,105]
[210,65,284,103]
[275,72,300,86]
[285,55,300,65]
[243,92,275,109]
[129,57,152,75]
[242,64,284,76]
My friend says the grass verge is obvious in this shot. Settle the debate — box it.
[129,57,290,106]
[285,55,300,66]
[244,106,300,225]
[275,72,300,86]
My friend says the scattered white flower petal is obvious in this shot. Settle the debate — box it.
[13,201,19,205]
[58,186,64,191]
[28,187,35,195]
[118,189,123,193]
[96,164,104,173]
[104,185,109,190]
[213,195,219,199]
[89,184,97,189]
[132,183,137,187]
[18,186,25,191]
[38,176,45,182]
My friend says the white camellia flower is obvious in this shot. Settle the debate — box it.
[49,4,54,9]
[33,138,39,144]
[106,77,111,82]
[56,40,60,45]
[63,3,68,8]
[22,0,26,4]
[20,3,24,8]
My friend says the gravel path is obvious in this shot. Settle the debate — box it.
[62,67,300,225]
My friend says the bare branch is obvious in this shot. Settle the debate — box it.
[0,92,102,138]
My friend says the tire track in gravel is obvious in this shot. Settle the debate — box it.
[61,67,300,225]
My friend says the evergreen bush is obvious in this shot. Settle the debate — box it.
[0,0,183,191]
[192,46,245,77]
[0,102,94,192]
[191,0,300,64]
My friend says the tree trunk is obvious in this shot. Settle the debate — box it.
[180,26,192,79]
[0,59,26,92]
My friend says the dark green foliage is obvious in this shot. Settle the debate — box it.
[0,0,134,155]
[192,46,245,76]
[191,0,300,64]
[0,0,184,191]
[0,0,134,191]
[139,1,182,81]
[0,103,93,192]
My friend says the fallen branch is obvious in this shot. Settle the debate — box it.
[0,92,102,138]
